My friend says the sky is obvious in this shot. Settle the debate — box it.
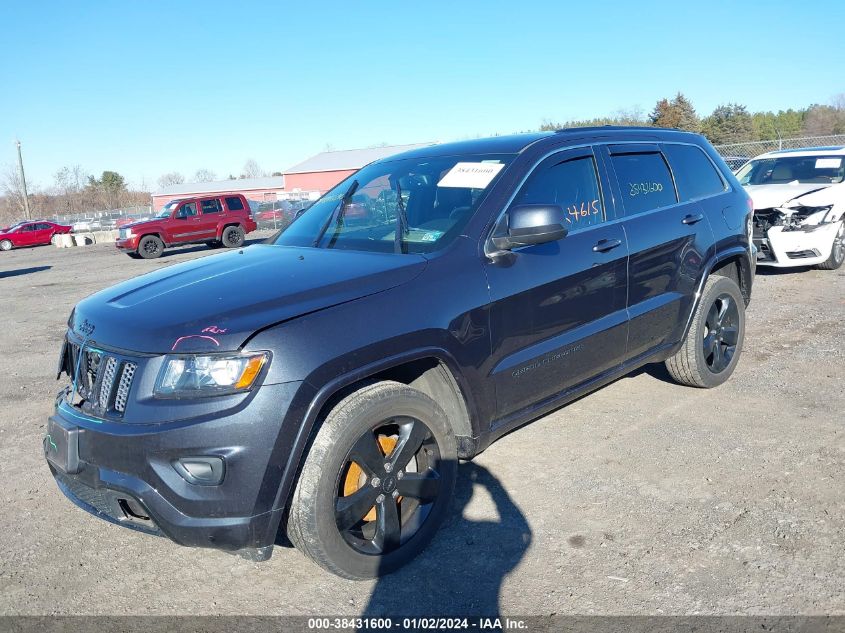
[2,0,844,191]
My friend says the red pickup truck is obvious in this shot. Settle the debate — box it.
[115,194,257,259]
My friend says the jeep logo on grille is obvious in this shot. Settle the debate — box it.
[77,319,96,337]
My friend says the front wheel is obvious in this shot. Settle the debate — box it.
[137,235,164,259]
[221,225,245,248]
[817,220,844,270]
[0,239,12,251]
[665,274,746,388]
[287,381,457,579]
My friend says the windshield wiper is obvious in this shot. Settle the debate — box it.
[393,179,409,254]
[313,179,358,247]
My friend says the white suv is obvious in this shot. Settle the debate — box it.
[738,146,845,269]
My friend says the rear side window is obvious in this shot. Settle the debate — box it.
[611,152,678,215]
[201,199,221,214]
[515,155,605,229]
[664,144,726,201]
[225,196,244,211]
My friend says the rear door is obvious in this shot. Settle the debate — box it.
[601,143,715,358]
[34,223,54,245]
[198,198,224,239]
[484,146,629,418]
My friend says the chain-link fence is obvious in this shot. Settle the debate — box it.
[714,135,845,171]
[50,206,153,231]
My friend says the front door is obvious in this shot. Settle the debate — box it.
[171,201,201,243]
[484,147,629,419]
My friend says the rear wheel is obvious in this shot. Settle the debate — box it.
[221,225,245,248]
[665,274,745,388]
[817,220,844,270]
[287,381,457,579]
[0,239,12,251]
[137,235,164,259]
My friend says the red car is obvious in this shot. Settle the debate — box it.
[0,220,72,251]
[115,194,258,259]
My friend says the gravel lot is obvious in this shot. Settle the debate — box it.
[0,238,843,617]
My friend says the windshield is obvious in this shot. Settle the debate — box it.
[273,153,514,254]
[737,155,845,185]
[156,201,180,218]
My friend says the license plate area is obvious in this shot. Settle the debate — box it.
[44,416,80,474]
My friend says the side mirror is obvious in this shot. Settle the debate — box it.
[491,204,568,251]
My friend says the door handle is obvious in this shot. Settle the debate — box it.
[592,238,622,253]
[682,213,704,225]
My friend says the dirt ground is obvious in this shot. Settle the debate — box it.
[0,237,843,617]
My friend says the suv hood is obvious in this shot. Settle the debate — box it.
[744,183,835,210]
[71,245,427,354]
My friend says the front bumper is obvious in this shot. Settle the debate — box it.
[44,380,304,556]
[754,222,838,267]
[115,236,141,251]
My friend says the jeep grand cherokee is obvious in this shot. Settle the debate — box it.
[45,127,754,579]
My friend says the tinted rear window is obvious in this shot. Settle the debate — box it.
[611,152,678,215]
[225,196,244,211]
[201,199,222,214]
[664,144,725,201]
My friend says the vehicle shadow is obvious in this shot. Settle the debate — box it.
[362,462,531,618]
[754,265,815,276]
[0,265,51,279]
[155,237,269,258]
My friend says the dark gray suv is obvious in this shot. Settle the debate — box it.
[45,127,754,578]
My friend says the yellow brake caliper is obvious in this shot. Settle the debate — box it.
[343,435,398,522]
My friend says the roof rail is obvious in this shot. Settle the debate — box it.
[554,125,683,134]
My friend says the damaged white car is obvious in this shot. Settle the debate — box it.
[738,147,845,269]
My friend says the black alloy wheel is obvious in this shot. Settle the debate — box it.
[702,293,740,374]
[336,416,442,556]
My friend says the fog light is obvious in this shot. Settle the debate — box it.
[173,456,225,485]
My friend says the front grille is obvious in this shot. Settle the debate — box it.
[114,362,136,413]
[61,339,138,418]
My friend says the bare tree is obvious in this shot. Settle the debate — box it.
[1,164,31,218]
[193,168,217,182]
[241,159,266,179]
[157,172,185,189]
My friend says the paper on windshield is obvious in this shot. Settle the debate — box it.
[815,158,842,169]
[438,162,505,189]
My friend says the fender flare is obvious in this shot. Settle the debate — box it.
[679,245,752,343]
[268,346,476,516]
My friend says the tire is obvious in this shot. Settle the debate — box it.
[817,220,844,270]
[137,235,164,259]
[221,225,245,248]
[0,239,12,251]
[126,252,142,259]
[665,274,746,389]
[287,381,458,579]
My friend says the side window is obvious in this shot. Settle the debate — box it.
[611,152,678,215]
[21,224,35,232]
[515,155,605,229]
[201,199,221,214]
[225,196,244,211]
[178,202,198,218]
[663,144,726,201]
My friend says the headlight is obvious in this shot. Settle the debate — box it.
[121,228,135,238]
[155,352,269,397]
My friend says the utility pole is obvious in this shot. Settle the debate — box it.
[15,139,32,220]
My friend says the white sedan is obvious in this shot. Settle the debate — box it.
[739,147,845,269]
